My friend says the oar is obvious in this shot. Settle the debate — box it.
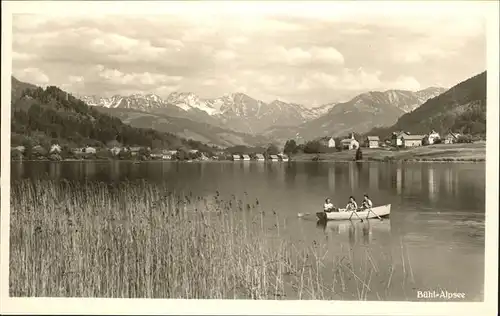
[348,209,364,222]
[366,207,383,221]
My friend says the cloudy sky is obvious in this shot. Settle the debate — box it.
[11,2,487,107]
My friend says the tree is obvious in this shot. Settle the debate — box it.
[138,147,150,160]
[96,149,112,160]
[457,135,473,143]
[176,148,188,161]
[118,150,132,160]
[296,144,305,153]
[266,144,279,155]
[303,140,323,154]
[355,147,363,161]
[11,149,23,161]
[283,139,298,155]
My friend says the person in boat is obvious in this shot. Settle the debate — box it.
[345,196,358,212]
[361,194,373,210]
[323,198,336,212]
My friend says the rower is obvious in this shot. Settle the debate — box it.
[345,196,358,212]
[323,198,335,213]
[361,194,373,210]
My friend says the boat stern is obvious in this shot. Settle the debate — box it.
[316,212,327,222]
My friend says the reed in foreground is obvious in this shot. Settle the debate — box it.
[10,179,413,299]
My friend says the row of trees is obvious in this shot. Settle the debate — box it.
[283,139,344,155]
[225,144,281,156]
[11,145,212,162]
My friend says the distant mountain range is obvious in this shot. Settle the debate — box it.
[261,87,446,143]
[366,71,486,139]
[94,107,273,148]
[81,87,444,140]
[81,92,338,135]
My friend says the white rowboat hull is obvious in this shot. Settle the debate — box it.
[316,204,391,221]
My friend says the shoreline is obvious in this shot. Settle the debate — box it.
[290,143,486,163]
[10,143,486,164]
[10,158,485,163]
[289,157,485,163]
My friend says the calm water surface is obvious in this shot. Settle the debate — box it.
[11,161,485,301]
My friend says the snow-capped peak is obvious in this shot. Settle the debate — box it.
[166,92,219,115]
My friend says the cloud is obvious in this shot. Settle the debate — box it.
[69,75,84,84]
[12,52,37,62]
[214,50,237,62]
[10,7,486,106]
[391,76,421,91]
[14,68,50,85]
[266,46,344,66]
[94,65,182,87]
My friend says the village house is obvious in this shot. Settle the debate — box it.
[50,144,62,154]
[84,146,97,154]
[149,148,163,159]
[401,134,424,148]
[391,131,410,147]
[32,145,48,156]
[163,149,178,156]
[327,137,336,148]
[232,154,242,161]
[255,153,265,161]
[110,147,122,156]
[340,133,359,150]
[189,149,199,154]
[423,130,441,145]
[13,145,25,153]
[320,137,336,148]
[278,154,289,162]
[72,147,85,154]
[129,147,142,156]
[270,154,279,161]
[444,132,461,144]
[365,136,380,148]
[242,154,251,161]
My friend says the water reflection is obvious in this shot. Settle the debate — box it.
[48,162,61,178]
[14,161,24,178]
[317,219,392,246]
[404,165,422,194]
[110,161,120,181]
[349,163,358,191]
[428,167,438,202]
[396,164,402,195]
[11,161,484,213]
[284,164,296,189]
[369,163,378,190]
[328,166,335,191]
[443,167,453,196]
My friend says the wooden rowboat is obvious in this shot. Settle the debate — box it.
[316,204,391,221]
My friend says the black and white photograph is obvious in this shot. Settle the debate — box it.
[1,1,498,315]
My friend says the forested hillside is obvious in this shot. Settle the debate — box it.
[10,77,215,152]
[367,71,486,139]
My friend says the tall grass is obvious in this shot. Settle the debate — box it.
[10,179,413,299]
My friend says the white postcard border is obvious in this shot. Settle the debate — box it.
[1,1,498,315]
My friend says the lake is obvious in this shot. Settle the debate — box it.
[10,160,485,301]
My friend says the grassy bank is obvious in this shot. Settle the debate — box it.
[292,143,486,162]
[10,180,417,299]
